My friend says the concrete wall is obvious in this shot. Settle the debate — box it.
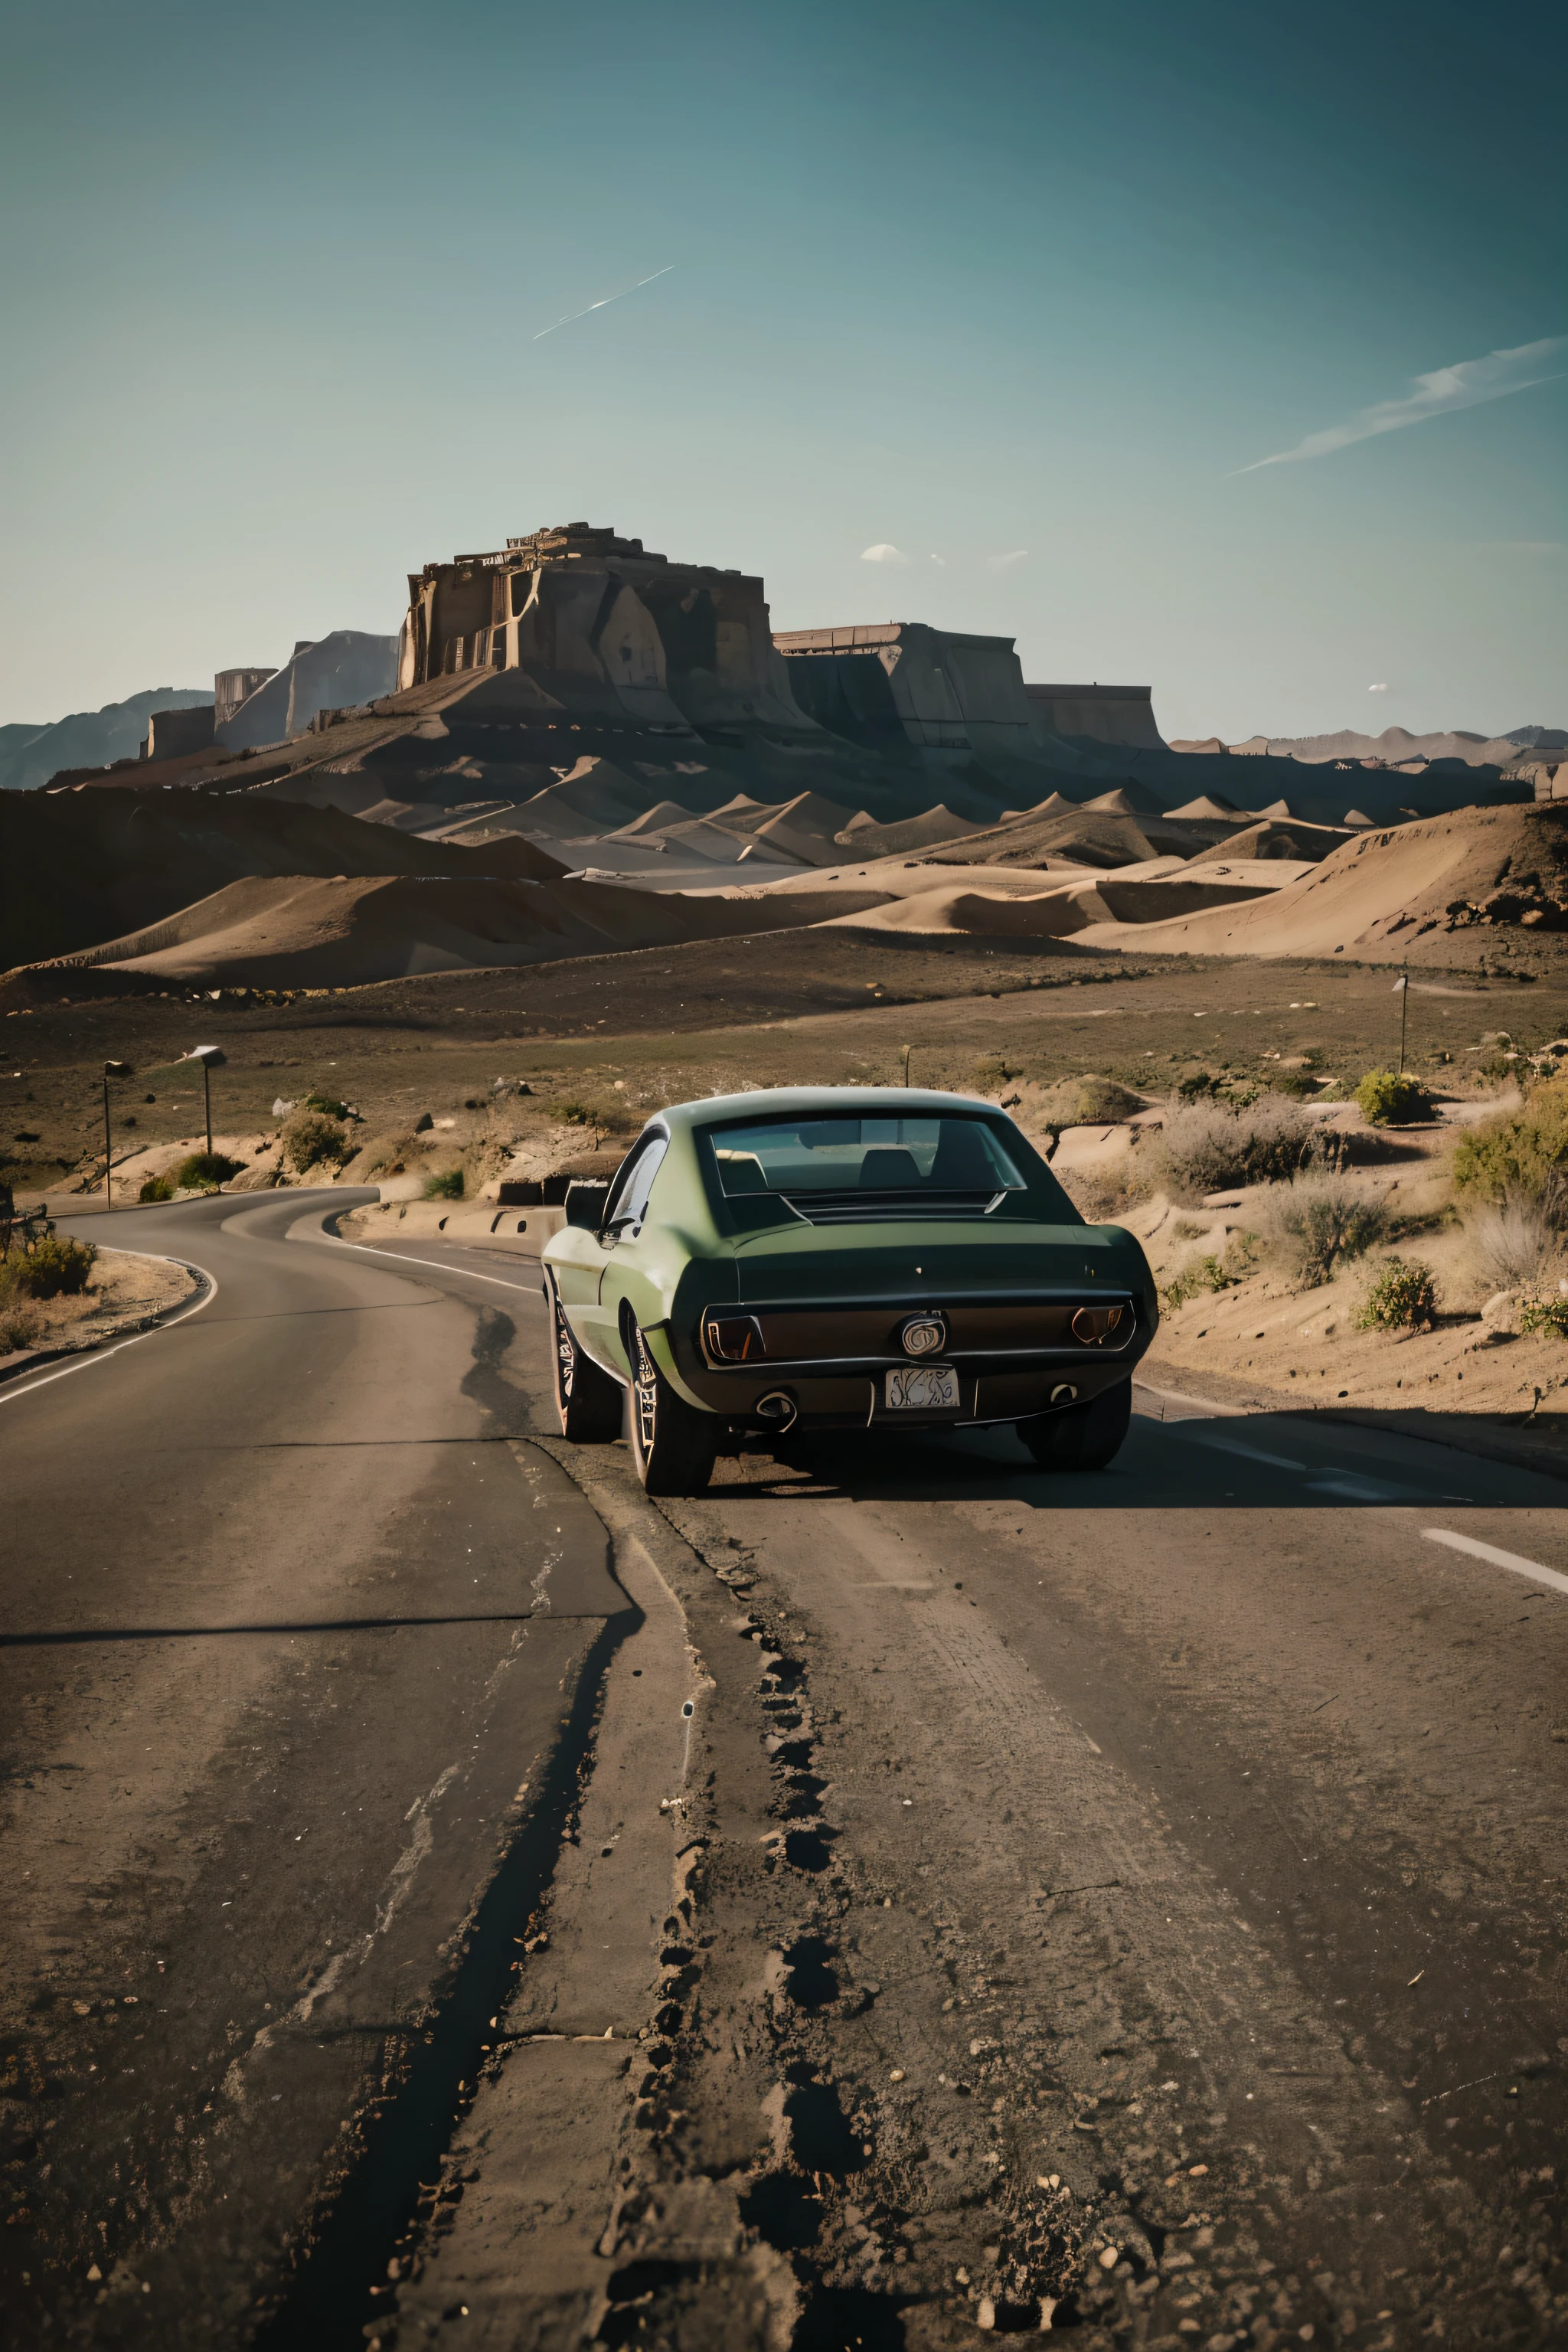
[1025,684,1165,750]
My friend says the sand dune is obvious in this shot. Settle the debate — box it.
[44,870,889,988]
[818,863,1298,939]
[1183,818,1347,864]
[830,805,975,858]
[1,786,567,969]
[1073,804,1568,962]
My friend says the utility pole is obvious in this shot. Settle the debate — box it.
[1396,963,1410,1074]
[900,1044,913,1089]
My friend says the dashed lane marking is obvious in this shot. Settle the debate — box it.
[1423,1527,1568,1599]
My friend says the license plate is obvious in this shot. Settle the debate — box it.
[884,1364,959,1412]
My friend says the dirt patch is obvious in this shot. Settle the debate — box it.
[0,1243,198,1361]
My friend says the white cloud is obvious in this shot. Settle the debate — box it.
[929,553,946,567]
[988,548,1029,568]
[1367,681,1390,694]
[861,542,909,564]
[1236,337,1566,473]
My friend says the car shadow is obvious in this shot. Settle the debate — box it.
[706,1400,1525,1511]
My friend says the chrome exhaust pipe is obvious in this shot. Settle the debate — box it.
[755,1390,799,1432]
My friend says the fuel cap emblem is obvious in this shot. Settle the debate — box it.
[900,1315,946,1357]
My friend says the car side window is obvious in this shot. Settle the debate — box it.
[603,1135,668,1237]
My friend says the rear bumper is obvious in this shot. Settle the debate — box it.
[651,1348,1142,1432]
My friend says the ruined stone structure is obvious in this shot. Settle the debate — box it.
[398,523,815,744]
[214,668,277,730]
[140,704,215,761]
[774,622,1046,760]
[1025,682,1165,750]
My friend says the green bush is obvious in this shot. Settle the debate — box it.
[1355,1069,1433,1125]
[1266,1066,1318,1099]
[168,1150,243,1191]
[1177,1070,1223,1102]
[1258,1174,1390,1288]
[302,1090,348,1119]
[1451,1076,1568,1210]
[1356,1256,1438,1331]
[1520,1293,1568,1340]
[2,1233,97,1299]
[139,1172,176,1203]
[282,1109,348,1173]
[423,1168,465,1200]
[974,1053,1022,1092]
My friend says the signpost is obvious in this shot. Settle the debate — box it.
[101,1060,132,1200]
[184,1046,226,1157]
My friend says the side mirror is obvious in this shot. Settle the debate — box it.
[564,1179,610,1230]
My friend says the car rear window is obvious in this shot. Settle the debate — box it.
[705,1114,1026,1200]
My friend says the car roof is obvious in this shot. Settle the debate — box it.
[658,1087,1004,1132]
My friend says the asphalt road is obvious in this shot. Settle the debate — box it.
[5,1212,1566,2349]
[0,1196,632,2349]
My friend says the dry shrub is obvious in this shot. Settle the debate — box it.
[1256,1174,1390,1288]
[1464,1198,1563,1295]
[1051,1162,1149,1223]
[283,1108,348,1173]
[1037,1074,1145,1126]
[1156,1096,1318,1198]
[0,1298,43,1354]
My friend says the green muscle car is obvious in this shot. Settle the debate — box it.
[541,1086,1158,1494]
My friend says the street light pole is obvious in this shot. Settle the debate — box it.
[1397,962,1410,1075]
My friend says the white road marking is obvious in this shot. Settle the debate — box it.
[328,1240,542,1295]
[1183,1429,1308,1473]
[1304,1472,1422,1502]
[1132,1380,1246,1420]
[0,1256,218,1407]
[1423,1527,1568,1599]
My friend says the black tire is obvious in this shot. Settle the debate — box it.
[628,1322,717,1496]
[550,1282,622,1442]
[1019,1379,1132,1472]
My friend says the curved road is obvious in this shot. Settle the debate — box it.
[0,1192,628,2348]
[4,1200,1566,2347]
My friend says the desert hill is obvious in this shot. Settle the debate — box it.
[0,786,567,969]
[49,871,886,990]
[1071,803,1568,964]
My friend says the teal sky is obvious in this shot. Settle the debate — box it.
[2,0,1563,740]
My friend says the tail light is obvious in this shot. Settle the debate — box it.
[704,1314,765,1363]
[1071,1304,1125,1345]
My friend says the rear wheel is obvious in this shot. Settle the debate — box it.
[629,1323,717,1495]
[550,1282,622,1442]
[1019,1380,1131,1472]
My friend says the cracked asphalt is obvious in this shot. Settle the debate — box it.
[4,1208,1566,2350]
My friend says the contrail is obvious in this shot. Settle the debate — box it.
[533,264,675,341]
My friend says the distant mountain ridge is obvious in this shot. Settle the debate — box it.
[0,689,213,792]
[1225,724,1566,768]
